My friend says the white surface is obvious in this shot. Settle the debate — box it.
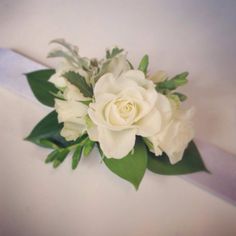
[0,0,236,235]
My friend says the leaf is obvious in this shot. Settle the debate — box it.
[25,69,58,107]
[39,139,59,149]
[80,100,92,106]
[102,138,148,190]
[25,111,69,148]
[157,80,176,90]
[49,38,79,57]
[45,149,59,163]
[147,141,208,175]
[106,47,124,59]
[72,145,83,169]
[63,71,93,98]
[83,139,95,156]
[171,72,188,86]
[172,92,187,102]
[138,55,149,75]
[53,149,70,168]
[49,39,90,70]
[47,50,78,66]
[156,71,189,91]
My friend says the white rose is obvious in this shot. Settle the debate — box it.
[87,70,172,159]
[148,107,195,164]
[54,79,89,141]
[55,99,88,141]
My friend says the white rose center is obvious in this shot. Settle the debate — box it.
[105,97,138,126]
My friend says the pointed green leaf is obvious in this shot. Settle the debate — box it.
[80,100,92,106]
[40,139,59,149]
[72,145,83,169]
[102,139,148,189]
[156,71,189,91]
[83,139,95,156]
[147,141,208,175]
[171,72,188,86]
[25,69,58,107]
[138,55,149,75]
[53,149,70,168]
[45,149,59,163]
[25,111,69,148]
[63,71,93,98]
[157,79,176,90]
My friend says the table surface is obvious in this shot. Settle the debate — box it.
[0,1,236,235]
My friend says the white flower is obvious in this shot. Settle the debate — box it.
[148,107,195,164]
[87,70,172,159]
[55,99,88,141]
[54,77,90,141]
[50,62,92,141]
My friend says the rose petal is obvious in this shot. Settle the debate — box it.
[55,99,87,124]
[49,73,67,88]
[155,93,173,127]
[64,81,90,101]
[87,124,99,141]
[61,122,85,141]
[166,149,185,165]
[98,127,136,159]
[136,108,162,137]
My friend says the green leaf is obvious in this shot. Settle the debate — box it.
[25,111,69,148]
[83,139,95,156]
[72,145,83,169]
[63,71,93,98]
[138,55,149,75]
[45,149,59,163]
[157,80,176,90]
[171,72,188,86]
[25,69,58,107]
[39,139,59,149]
[53,149,70,168]
[80,100,93,106]
[102,139,148,190]
[147,141,208,175]
[172,92,187,102]
[156,71,189,91]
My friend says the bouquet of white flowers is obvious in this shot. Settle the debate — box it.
[25,39,208,189]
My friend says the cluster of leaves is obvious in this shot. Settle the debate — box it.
[138,54,188,103]
[25,51,208,189]
[48,39,90,71]
[48,39,127,87]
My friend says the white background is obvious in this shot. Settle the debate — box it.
[0,0,236,235]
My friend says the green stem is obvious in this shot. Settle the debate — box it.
[67,136,89,151]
